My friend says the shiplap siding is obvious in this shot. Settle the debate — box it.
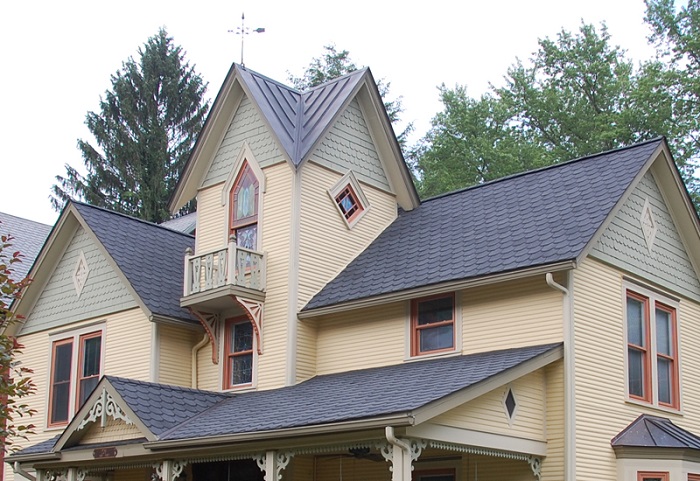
[591,171,700,302]
[114,469,150,481]
[315,301,405,375]
[80,416,143,444]
[461,275,564,353]
[11,308,151,455]
[22,226,137,335]
[297,163,397,380]
[542,360,565,481]
[456,455,534,480]
[314,456,390,481]
[195,339,218,391]
[571,257,700,481]
[309,98,390,192]
[195,184,227,254]
[431,370,547,441]
[203,95,283,187]
[158,324,200,387]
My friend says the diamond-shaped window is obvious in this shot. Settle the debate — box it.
[73,251,90,297]
[640,198,658,252]
[503,387,518,422]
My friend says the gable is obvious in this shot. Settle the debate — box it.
[78,414,143,445]
[590,170,700,301]
[202,94,283,187]
[309,98,390,192]
[21,225,137,335]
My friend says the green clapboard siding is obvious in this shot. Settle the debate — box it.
[591,171,700,301]
[21,226,137,335]
[203,95,283,186]
[310,98,390,192]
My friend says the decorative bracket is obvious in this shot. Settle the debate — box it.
[76,469,88,481]
[189,309,220,364]
[527,456,542,480]
[234,296,264,354]
[409,439,427,462]
[254,451,293,481]
[77,389,133,431]
[152,460,187,481]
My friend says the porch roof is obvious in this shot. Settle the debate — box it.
[611,414,700,449]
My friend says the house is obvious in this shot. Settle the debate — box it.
[5,63,700,481]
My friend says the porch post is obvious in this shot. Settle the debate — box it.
[66,469,77,481]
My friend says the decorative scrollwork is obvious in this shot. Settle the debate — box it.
[275,452,293,481]
[46,470,68,481]
[77,389,132,431]
[189,310,220,364]
[409,439,427,462]
[527,456,542,480]
[171,460,187,479]
[253,453,266,472]
[151,463,164,481]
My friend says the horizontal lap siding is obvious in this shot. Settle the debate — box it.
[298,163,397,381]
[316,301,405,375]
[542,361,565,481]
[431,369,547,441]
[158,324,200,387]
[80,416,143,444]
[462,275,564,354]
[195,184,226,254]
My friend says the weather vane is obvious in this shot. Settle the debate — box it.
[229,13,265,67]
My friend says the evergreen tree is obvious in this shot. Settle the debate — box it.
[51,28,209,223]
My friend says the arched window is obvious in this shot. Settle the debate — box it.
[229,161,259,250]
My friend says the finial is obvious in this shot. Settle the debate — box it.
[228,12,265,67]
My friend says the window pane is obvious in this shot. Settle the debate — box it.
[420,325,454,352]
[53,343,73,383]
[656,308,672,356]
[417,297,453,326]
[82,336,101,377]
[236,225,257,250]
[627,297,645,346]
[52,383,70,423]
[79,377,99,407]
[233,322,253,352]
[628,347,645,397]
[235,173,257,220]
[657,357,672,404]
[231,354,253,385]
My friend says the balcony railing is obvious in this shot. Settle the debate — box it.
[183,237,265,297]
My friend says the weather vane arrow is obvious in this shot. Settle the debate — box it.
[229,12,265,67]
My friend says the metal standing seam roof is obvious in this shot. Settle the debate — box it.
[160,212,197,234]
[611,414,700,449]
[304,139,664,311]
[72,202,196,323]
[0,212,52,282]
[236,65,367,166]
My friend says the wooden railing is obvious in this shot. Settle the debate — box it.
[183,236,265,296]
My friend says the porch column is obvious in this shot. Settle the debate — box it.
[255,451,293,481]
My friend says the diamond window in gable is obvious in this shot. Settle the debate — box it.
[503,387,518,424]
[328,171,370,228]
[73,251,90,297]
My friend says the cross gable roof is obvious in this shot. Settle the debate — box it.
[303,138,666,312]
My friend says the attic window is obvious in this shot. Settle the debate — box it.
[503,387,518,423]
[640,198,658,252]
[329,171,370,228]
[73,251,90,297]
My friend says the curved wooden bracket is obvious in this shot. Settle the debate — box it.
[187,308,220,364]
[232,296,264,354]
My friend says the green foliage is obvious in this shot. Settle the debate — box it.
[0,226,36,452]
[51,28,210,223]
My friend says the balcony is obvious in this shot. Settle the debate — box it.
[181,237,266,311]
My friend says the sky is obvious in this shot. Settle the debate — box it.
[0,0,659,225]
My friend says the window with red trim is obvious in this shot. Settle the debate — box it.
[626,288,679,409]
[335,185,362,223]
[229,161,259,250]
[224,317,254,388]
[411,294,455,356]
[638,472,669,481]
[688,474,700,481]
[49,330,102,426]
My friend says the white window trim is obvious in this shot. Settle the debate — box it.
[46,323,106,428]
[622,280,682,412]
[328,171,370,229]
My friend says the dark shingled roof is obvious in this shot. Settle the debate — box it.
[12,435,60,455]
[72,202,196,322]
[237,65,366,166]
[611,414,700,449]
[107,376,231,436]
[305,139,663,311]
[0,212,51,281]
[160,343,561,440]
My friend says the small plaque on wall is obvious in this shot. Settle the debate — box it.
[93,447,118,458]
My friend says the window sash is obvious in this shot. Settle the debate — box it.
[411,294,455,356]
[77,332,102,409]
[224,318,254,388]
[49,339,73,426]
[626,292,651,402]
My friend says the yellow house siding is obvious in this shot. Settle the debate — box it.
[79,416,143,444]
[542,360,565,481]
[195,183,227,254]
[195,340,219,391]
[315,301,405,375]
[114,468,150,481]
[430,369,547,441]
[11,308,151,454]
[158,324,200,387]
[297,162,397,380]
[461,275,564,354]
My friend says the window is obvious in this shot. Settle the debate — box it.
[49,329,103,426]
[626,287,679,409]
[328,171,369,228]
[229,161,259,250]
[638,472,669,481]
[224,317,254,388]
[411,294,455,356]
[335,185,362,222]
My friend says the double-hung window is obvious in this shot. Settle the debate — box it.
[411,294,455,356]
[626,287,679,410]
[49,328,103,426]
[224,317,254,389]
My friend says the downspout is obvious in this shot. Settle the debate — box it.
[191,333,209,388]
[385,426,410,481]
[546,272,576,481]
[14,462,36,481]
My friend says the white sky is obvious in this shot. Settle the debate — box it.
[0,0,657,225]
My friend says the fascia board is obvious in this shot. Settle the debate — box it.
[411,344,563,425]
[298,261,575,319]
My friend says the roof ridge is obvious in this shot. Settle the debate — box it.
[105,375,232,397]
[237,63,302,94]
[303,67,368,92]
[420,137,664,204]
[71,201,195,239]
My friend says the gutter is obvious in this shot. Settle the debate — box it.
[13,462,36,481]
[6,452,61,464]
[300,261,576,319]
[145,413,414,451]
[191,334,209,388]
